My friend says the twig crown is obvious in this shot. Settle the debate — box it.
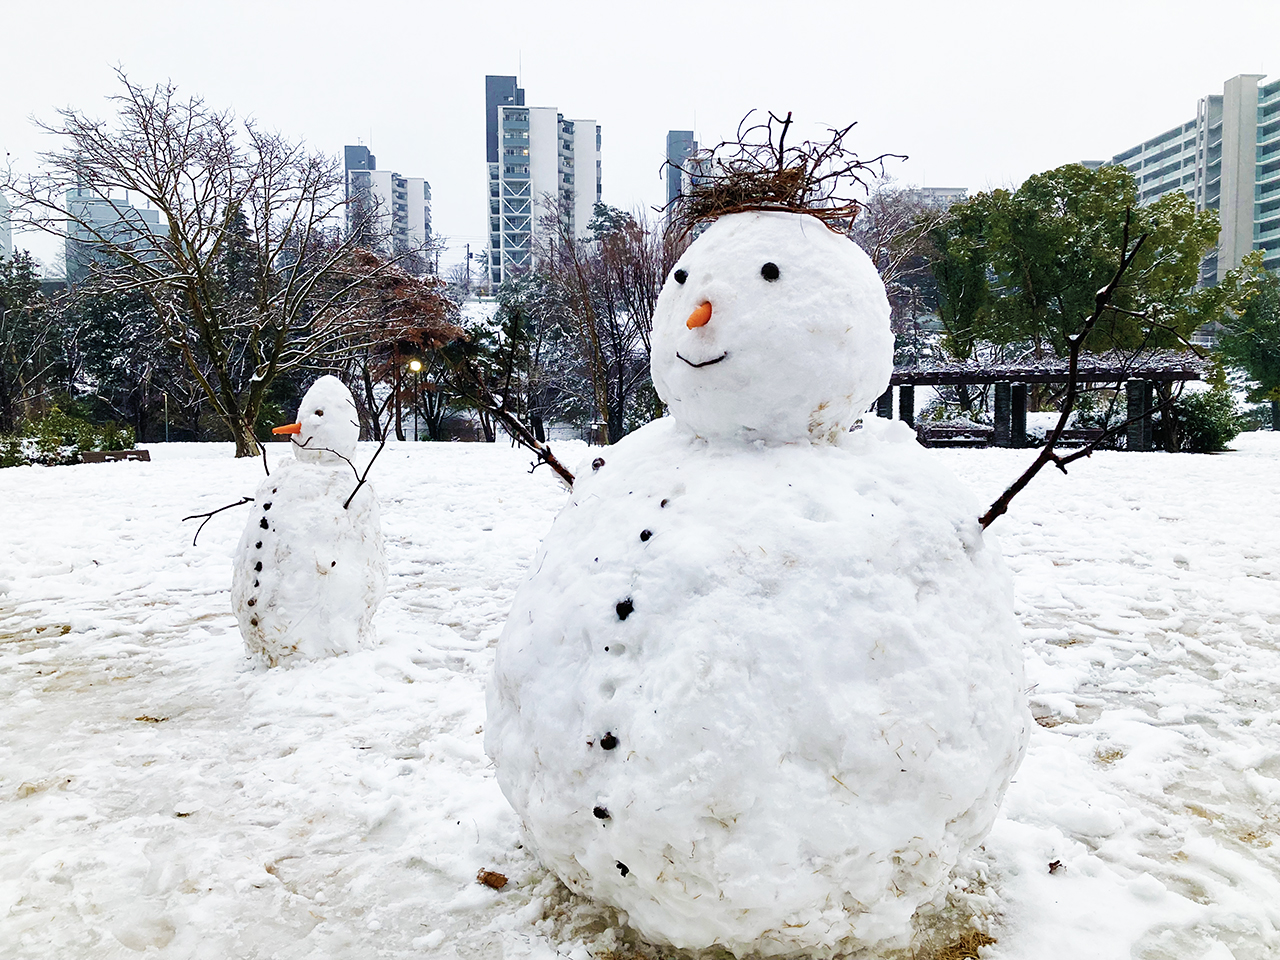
[662,111,904,237]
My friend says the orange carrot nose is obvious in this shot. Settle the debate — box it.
[272,422,302,435]
[687,302,712,329]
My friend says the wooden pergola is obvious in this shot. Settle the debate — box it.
[875,352,1205,450]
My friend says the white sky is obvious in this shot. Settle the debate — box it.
[4,0,1278,274]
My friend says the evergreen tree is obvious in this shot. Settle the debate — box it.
[1219,264,1280,401]
[0,250,53,433]
[929,164,1225,359]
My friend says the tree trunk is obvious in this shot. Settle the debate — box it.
[607,386,626,444]
[230,415,260,458]
[361,364,383,441]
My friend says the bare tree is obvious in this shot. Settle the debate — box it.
[2,71,406,456]
[847,181,948,334]
[534,200,686,442]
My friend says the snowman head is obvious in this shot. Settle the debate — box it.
[650,211,893,443]
[273,375,360,464]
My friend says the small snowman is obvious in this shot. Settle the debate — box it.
[486,208,1030,954]
[232,375,387,667]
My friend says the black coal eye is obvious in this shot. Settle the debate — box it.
[315,409,324,416]
[674,269,687,284]
[761,262,780,281]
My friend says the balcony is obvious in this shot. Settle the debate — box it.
[1255,234,1280,252]
[1257,163,1280,189]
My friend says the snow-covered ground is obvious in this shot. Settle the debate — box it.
[1,433,1278,960]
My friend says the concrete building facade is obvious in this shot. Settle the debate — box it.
[907,186,969,211]
[1091,73,1280,283]
[64,188,163,285]
[343,145,432,258]
[486,75,601,287]
[665,130,698,210]
[0,194,12,260]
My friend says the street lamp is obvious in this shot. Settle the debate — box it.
[408,359,422,441]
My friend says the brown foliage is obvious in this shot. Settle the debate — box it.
[345,249,463,354]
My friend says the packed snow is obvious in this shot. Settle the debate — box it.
[487,417,1029,956]
[649,212,893,444]
[232,377,387,667]
[2,432,1279,959]
[488,211,1028,956]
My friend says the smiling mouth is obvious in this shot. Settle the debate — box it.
[677,351,727,368]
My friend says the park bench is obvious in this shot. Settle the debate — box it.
[1049,428,1106,447]
[916,424,993,448]
[80,449,151,463]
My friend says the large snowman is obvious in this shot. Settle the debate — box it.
[232,375,387,667]
[486,211,1030,955]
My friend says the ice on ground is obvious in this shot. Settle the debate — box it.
[1,433,1279,959]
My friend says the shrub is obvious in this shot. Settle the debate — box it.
[0,408,135,467]
[1175,389,1241,453]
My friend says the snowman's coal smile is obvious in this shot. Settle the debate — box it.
[677,351,727,369]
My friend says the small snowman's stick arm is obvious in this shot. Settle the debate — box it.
[182,496,255,546]
[342,434,390,511]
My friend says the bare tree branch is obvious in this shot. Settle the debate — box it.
[980,214,1149,529]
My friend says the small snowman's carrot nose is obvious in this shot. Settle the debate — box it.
[687,302,712,329]
[272,422,302,435]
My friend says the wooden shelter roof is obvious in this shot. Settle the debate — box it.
[890,351,1203,386]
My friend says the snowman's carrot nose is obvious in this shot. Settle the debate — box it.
[272,423,302,435]
[687,302,712,329]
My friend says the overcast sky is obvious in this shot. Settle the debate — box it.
[4,0,1278,275]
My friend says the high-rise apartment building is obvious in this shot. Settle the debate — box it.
[343,145,432,258]
[1088,73,1280,283]
[0,194,12,260]
[665,130,698,210]
[64,188,163,285]
[907,186,969,211]
[486,75,601,287]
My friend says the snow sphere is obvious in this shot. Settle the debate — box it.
[488,423,1029,954]
[231,376,387,667]
[287,375,361,465]
[650,211,894,443]
[487,213,1029,956]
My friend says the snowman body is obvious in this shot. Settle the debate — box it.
[486,212,1029,955]
[232,376,387,667]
